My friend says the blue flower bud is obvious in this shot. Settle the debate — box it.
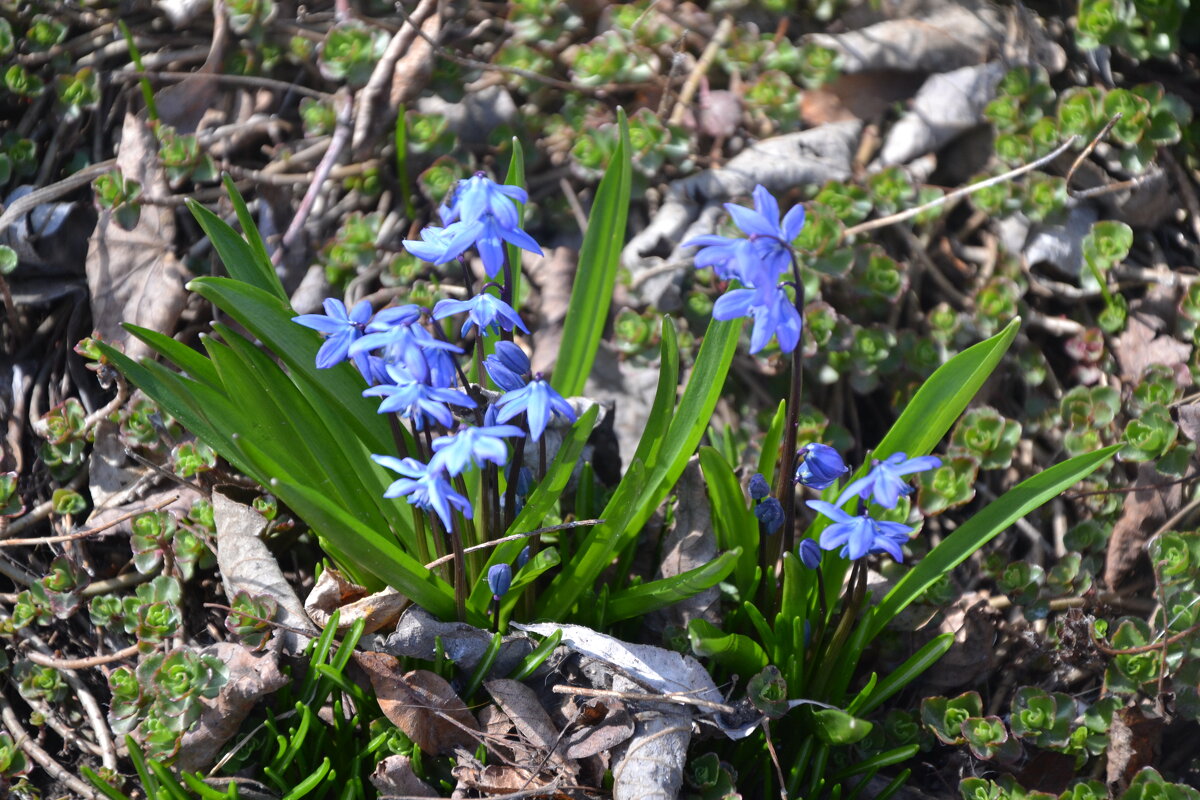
[794,443,849,490]
[748,473,771,501]
[487,563,512,599]
[755,497,785,535]
[798,539,822,570]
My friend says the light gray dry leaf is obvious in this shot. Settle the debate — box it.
[85,112,190,363]
[877,62,1006,167]
[355,653,481,756]
[623,122,861,307]
[609,673,691,800]
[647,457,719,635]
[303,567,407,634]
[484,678,562,756]
[919,594,999,692]
[1023,204,1099,282]
[562,698,634,760]
[383,605,532,677]
[371,755,438,798]
[175,642,288,772]
[214,488,316,654]
[1112,313,1192,386]
[805,3,1004,74]
[1176,403,1200,444]
[582,342,664,476]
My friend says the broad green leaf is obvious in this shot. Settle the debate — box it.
[756,400,787,487]
[813,708,873,745]
[867,445,1119,640]
[850,633,953,716]
[629,316,679,469]
[551,108,632,397]
[186,198,281,300]
[221,175,285,302]
[699,446,757,596]
[504,137,525,310]
[604,548,740,623]
[125,324,220,387]
[687,618,768,677]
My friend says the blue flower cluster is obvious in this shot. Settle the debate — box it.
[685,185,806,354]
[293,174,577,529]
[793,446,941,563]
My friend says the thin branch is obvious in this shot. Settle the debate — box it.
[0,492,175,545]
[422,519,604,570]
[840,136,1079,240]
[108,68,330,100]
[1,469,89,539]
[668,15,734,126]
[1066,113,1121,192]
[24,643,140,670]
[0,691,102,799]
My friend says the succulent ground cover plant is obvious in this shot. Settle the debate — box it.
[2,1,1200,799]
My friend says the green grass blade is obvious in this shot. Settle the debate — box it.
[124,323,221,387]
[551,108,632,397]
[504,137,526,310]
[629,316,679,469]
[866,445,1120,640]
[687,617,768,677]
[394,111,414,220]
[698,446,757,596]
[604,548,740,623]
[221,175,285,301]
[757,400,787,486]
[187,198,282,300]
[850,633,953,716]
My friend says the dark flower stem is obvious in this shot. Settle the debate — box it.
[447,517,468,622]
[777,249,806,559]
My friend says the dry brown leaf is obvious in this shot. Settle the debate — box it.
[1112,314,1192,385]
[304,567,407,634]
[85,112,190,362]
[648,457,719,635]
[355,652,480,755]
[801,70,927,127]
[452,761,551,794]
[175,642,289,772]
[370,755,439,798]
[920,594,999,692]
[562,699,634,760]
[484,678,561,755]
[1104,462,1182,589]
[1105,705,1163,793]
[215,488,317,654]
[1176,402,1200,444]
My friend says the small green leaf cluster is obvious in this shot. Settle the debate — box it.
[54,67,99,119]
[571,108,690,181]
[225,0,275,37]
[0,732,29,782]
[320,211,383,283]
[225,590,279,649]
[565,30,659,87]
[92,169,143,231]
[318,23,388,88]
[963,768,1198,800]
[157,125,218,188]
[1081,220,1134,332]
[33,397,88,480]
[0,132,37,187]
[1075,0,1188,62]
[1058,83,1190,174]
[686,751,741,800]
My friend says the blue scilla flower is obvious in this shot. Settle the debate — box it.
[292,298,373,370]
[402,226,459,263]
[684,185,805,284]
[444,216,543,279]
[748,473,771,501]
[349,305,425,360]
[798,539,822,569]
[713,283,803,354]
[836,452,943,510]
[430,424,524,477]
[449,173,528,229]
[372,455,472,528]
[487,563,513,599]
[433,292,529,337]
[485,341,530,392]
[795,443,849,490]
[494,375,576,441]
[364,362,475,430]
[807,500,915,562]
[755,496,785,535]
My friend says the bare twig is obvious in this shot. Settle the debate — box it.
[841,136,1079,239]
[423,519,604,570]
[551,684,736,714]
[1,469,89,539]
[1,494,176,546]
[1065,114,1121,192]
[668,16,734,126]
[0,690,102,799]
[0,160,117,234]
[24,643,140,671]
[108,69,330,100]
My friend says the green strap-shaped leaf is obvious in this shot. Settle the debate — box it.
[687,617,768,677]
[187,197,283,301]
[867,444,1120,640]
[551,108,632,397]
[221,175,285,302]
[604,548,741,623]
[504,137,526,311]
[699,446,757,597]
[629,316,679,469]
[125,323,221,387]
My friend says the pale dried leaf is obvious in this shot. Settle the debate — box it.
[1112,314,1192,385]
[304,568,408,634]
[371,755,438,798]
[1104,462,1182,589]
[919,594,999,691]
[484,678,560,753]
[1105,705,1164,793]
[215,488,317,654]
[562,699,634,760]
[175,642,289,772]
[1175,403,1200,443]
[610,674,691,800]
[355,653,480,755]
[86,112,189,362]
[384,605,532,677]
[805,4,1004,73]
[878,62,1005,166]
[648,458,719,634]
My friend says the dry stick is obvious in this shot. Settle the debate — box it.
[0,691,102,799]
[2,469,88,539]
[109,68,330,100]
[0,159,117,234]
[1065,114,1122,193]
[24,643,141,671]
[1,494,177,547]
[273,90,354,265]
[840,136,1080,240]
[668,15,734,126]
[423,519,604,570]
[551,684,737,714]
[351,0,437,154]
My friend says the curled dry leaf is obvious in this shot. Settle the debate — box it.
[304,567,407,634]
[354,652,480,755]
[175,642,289,772]
[384,601,533,677]
[484,678,562,756]
[1104,462,1182,589]
[371,755,438,798]
[85,112,190,362]
[1106,705,1164,794]
[214,488,317,654]
[610,674,691,800]
[1112,314,1192,386]
[562,698,634,760]
[648,457,719,635]
[805,4,1005,74]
